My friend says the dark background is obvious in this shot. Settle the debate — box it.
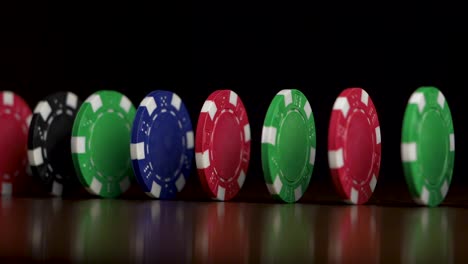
[0,3,466,203]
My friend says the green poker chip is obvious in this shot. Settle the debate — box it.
[261,89,316,203]
[72,90,136,198]
[401,87,455,207]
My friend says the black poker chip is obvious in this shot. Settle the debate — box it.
[27,91,82,196]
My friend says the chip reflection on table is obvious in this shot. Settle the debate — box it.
[402,208,453,263]
[260,204,315,263]
[194,202,250,263]
[328,206,380,262]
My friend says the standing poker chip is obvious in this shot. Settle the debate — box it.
[195,90,251,201]
[130,90,194,199]
[401,87,454,207]
[328,88,381,204]
[28,92,82,196]
[261,89,316,203]
[0,91,32,196]
[71,90,136,198]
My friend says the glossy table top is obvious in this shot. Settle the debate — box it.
[0,197,465,263]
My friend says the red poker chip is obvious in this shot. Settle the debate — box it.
[195,90,251,201]
[328,88,381,204]
[0,91,32,196]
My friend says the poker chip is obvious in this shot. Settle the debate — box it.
[401,87,454,207]
[71,90,136,198]
[195,90,251,201]
[130,90,194,199]
[28,92,82,196]
[328,88,381,204]
[0,91,32,196]
[262,89,316,203]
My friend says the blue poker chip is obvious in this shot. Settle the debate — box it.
[130,90,194,199]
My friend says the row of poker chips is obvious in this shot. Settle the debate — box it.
[0,87,454,206]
